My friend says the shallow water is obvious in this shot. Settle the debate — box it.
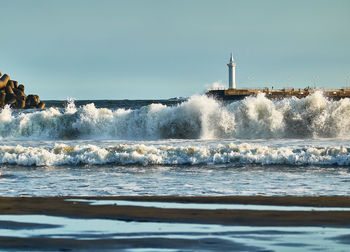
[67,199,350,211]
[1,163,350,196]
[0,214,349,251]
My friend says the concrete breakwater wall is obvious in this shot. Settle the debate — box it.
[0,72,45,109]
[207,88,350,100]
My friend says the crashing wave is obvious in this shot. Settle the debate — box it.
[0,143,350,166]
[0,92,350,140]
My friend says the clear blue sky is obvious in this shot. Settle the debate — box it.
[1,0,349,99]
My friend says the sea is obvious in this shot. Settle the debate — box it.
[0,91,350,197]
[1,92,350,251]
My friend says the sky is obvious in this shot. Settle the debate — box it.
[1,0,350,100]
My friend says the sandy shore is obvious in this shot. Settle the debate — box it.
[1,196,350,251]
[1,196,350,227]
[0,236,259,251]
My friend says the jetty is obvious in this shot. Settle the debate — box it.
[206,87,350,100]
[206,55,350,100]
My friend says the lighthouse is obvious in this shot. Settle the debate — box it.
[227,53,236,89]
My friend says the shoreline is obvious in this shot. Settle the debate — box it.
[2,196,350,251]
[2,196,350,227]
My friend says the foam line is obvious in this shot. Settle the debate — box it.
[0,142,350,166]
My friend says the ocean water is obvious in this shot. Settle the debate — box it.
[1,92,350,196]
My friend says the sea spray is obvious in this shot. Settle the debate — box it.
[0,92,350,140]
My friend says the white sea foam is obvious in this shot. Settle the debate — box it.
[1,92,350,140]
[1,142,350,166]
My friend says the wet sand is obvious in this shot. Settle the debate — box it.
[1,196,350,251]
[0,236,259,251]
[1,196,350,226]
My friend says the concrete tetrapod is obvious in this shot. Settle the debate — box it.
[0,72,45,109]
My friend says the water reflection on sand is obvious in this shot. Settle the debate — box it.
[0,214,349,251]
[66,199,350,211]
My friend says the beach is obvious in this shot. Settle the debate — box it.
[1,196,350,251]
[1,97,350,251]
[2,0,350,250]
[2,196,350,225]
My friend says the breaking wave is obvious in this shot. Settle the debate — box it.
[1,143,350,166]
[1,92,350,140]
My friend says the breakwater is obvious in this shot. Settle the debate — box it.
[0,72,45,109]
[207,87,350,100]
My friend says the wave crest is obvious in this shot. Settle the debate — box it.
[0,92,350,140]
[1,143,350,166]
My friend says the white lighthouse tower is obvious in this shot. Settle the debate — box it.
[227,53,236,89]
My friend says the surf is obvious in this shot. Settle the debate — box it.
[0,92,350,140]
[0,142,349,167]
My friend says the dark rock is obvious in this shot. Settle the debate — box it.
[0,73,44,109]
[34,95,40,104]
[0,74,10,89]
[7,80,15,89]
[13,88,26,98]
[26,94,37,108]
[37,101,45,109]
[0,92,5,107]
[6,84,14,95]
[18,84,25,92]
[5,93,16,105]
[15,96,26,109]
